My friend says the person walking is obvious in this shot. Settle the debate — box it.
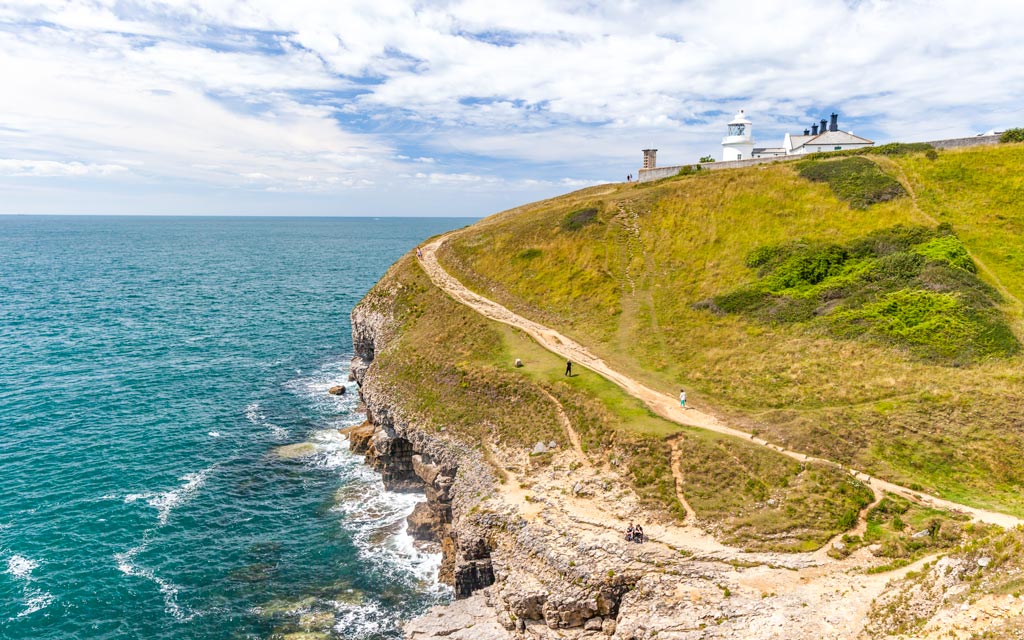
[565,360,572,377]
[679,389,686,409]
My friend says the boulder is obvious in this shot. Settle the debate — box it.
[532,442,548,455]
[514,358,523,368]
[407,501,438,541]
[341,422,377,454]
[328,385,347,396]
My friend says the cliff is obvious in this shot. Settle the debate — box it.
[345,140,1024,640]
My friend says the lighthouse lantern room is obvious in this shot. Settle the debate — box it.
[721,110,754,161]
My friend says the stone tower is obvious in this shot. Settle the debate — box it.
[721,110,754,161]
[642,149,657,169]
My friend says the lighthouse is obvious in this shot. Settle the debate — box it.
[721,110,754,161]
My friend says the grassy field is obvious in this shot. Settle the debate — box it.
[438,142,1024,516]
[360,255,872,550]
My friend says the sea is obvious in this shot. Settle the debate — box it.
[0,215,472,639]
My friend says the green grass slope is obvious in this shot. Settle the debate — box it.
[360,255,875,550]
[438,142,1024,516]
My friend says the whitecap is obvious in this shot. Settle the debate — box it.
[114,542,195,622]
[245,401,287,439]
[208,431,222,438]
[4,555,56,619]
[6,555,38,580]
[329,598,393,638]
[17,591,55,618]
[125,467,213,526]
[282,358,364,428]
[331,465,447,596]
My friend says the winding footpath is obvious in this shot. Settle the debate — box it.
[418,236,1024,531]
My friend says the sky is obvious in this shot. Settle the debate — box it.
[0,0,1021,217]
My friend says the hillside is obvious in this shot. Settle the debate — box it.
[347,140,1024,640]
[437,142,1024,516]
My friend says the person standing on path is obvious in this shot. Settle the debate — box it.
[565,360,572,377]
[679,389,686,409]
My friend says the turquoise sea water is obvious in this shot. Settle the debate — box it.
[0,216,469,639]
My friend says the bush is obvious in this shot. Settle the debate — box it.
[912,235,976,272]
[868,142,935,156]
[561,207,599,231]
[925,149,939,161]
[797,157,906,209]
[676,165,702,176]
[516,248,542,260]
[699,155,716,163]
[1000,128,1024,143]
[707,225,1020,364]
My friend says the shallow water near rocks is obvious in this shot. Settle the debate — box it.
[0,216,466,639]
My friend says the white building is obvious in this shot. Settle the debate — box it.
[721,110,754,161]
[721,111,873,161]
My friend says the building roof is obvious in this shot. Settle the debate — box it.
[728,109,752,125]
[797,130,873,148]
[753,147,785,153]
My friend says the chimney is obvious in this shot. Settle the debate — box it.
[830,113,838,132]
[811,124,819,135]
[820,119,828,135]
[804,128,810,136]
[642,149,657,170]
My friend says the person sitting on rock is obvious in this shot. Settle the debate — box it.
[625,523,635,542]
[634,524,644,543]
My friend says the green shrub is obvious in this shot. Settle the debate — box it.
[516,248,542,260]
[1000,128,1024,143]
[561,207,599,231]
[707,225,1020,363]
[713,286,772,315]
[912,235,976,272]
[676,165,702,176]
[796,157,906,209]
[699,155,716,163]
[868,142,935,156]
[925,149,939,161]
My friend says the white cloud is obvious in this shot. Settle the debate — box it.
[0,0,1021,214]
[0,159,128,176]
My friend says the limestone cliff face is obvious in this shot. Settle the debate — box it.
[350,297,497,596]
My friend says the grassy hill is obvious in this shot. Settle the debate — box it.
[437,141,1024,516]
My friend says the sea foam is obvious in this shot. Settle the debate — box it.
[125,467,213,526]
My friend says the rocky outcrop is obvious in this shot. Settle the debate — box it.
[405,593,511,640]
[350,295,497,598]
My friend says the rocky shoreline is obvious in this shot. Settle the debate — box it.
[347,275,1024,640]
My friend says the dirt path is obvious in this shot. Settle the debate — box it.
[418,237,1024,530]
[537,387,592,471]
[668,438,698,521]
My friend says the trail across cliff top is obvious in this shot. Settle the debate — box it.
[417,235,1023,531]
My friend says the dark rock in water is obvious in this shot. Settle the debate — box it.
[328,385,347,396]
[407,501,438,541]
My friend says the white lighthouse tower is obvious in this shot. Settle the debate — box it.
[721,110,754,161]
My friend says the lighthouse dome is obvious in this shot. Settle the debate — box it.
[722,109,755,161]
